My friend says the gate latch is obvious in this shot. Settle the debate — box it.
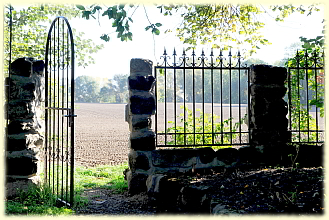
[63,110,77,127]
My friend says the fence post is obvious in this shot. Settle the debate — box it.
[249,65,290,164]
[125,58,156,195]
[5,57,45,197]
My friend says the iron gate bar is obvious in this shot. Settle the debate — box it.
[45,16,75,206]
[6,5,13,129]
[173,49,177,145]
[305,52,310,142]
[183,50,187,145]
[192,49,195,146]
[210,50,214,145]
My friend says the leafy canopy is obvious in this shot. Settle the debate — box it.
[76,3,321,57]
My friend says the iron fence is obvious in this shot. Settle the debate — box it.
[154,48,250,148]
[287,49,325,144]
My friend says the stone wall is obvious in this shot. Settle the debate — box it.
[125,61,324,196]
[5,57,45,198]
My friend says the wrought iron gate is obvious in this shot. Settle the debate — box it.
[44,16,76,206]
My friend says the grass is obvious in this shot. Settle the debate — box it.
[5,162,129,216]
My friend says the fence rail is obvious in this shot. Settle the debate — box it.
[287,49,325,144]
[154,48,250,148]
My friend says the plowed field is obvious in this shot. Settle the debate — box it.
[74,103,323,168]
[75,103,130,167]
[74,103,249,167]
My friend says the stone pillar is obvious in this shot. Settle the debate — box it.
[125,58,156,195]
[5,57,45,198]
[249,65,290,164]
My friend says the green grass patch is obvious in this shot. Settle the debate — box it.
[5,183,74,216]
[6,162,129,215]
[75,162,128,194]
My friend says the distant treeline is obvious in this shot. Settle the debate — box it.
[75,74,128,103]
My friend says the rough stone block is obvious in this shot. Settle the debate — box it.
[7,101,38,120]
[250,65,287,85]
[130,58,153,76]
[250,129,290,145]
[6,74,44,102]
[125,104,129,122]
[149,175,184,212]
[128,150,151,172]
[7,133,44,151]
[6,156,38,176]
[151,149,198,168]
[129,115,152,131]
[146,174,165,196]
[216,147,239,165]
[129,93,156,115]
[126,170,148,195]
[128,75,155,91]
[250,115,288,130]
[10,57,44,77]
[130,129,155,139]
[11,57,33,77]
[250,84,287,99]
[129,134,156,151]
[8,119,43,134]
[238,146,259,163]
[251,99,288,118]
[178,185,211,213]
[198,147,216,164]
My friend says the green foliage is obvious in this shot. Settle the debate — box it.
[159,4,268,55]
[76,3,321,57]
[165,105,246,149]
[4,4,104,76]
[285,30,324,142]
[270,4,321,22]
[76,4,135,42]
[6,184,74,215]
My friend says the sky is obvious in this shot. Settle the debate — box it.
[66,3,325,80]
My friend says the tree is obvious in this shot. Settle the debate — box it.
[3,4,104,76]
[75,75,100,103]
[112,74,128,103]
[99,79,117,103]
[76,3,321,57]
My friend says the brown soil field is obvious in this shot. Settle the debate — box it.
[75,103,130,167]
[74,103,249,167]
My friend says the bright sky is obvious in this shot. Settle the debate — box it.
[68,3,324,80]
